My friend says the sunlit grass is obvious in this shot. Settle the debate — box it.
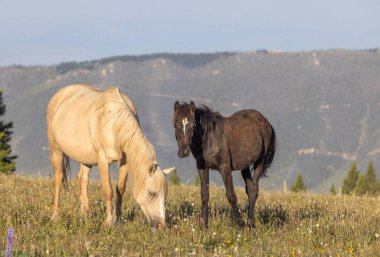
[1,174,380,256]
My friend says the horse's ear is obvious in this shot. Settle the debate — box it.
[174,101,180,111]
[190,101,195,113]
[162,167,176,175]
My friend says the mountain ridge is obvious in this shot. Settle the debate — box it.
[1,49,380,192]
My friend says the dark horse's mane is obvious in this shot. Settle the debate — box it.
[195,105,224,136]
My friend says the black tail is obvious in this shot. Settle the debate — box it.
[262,125,276,176]
[62,154,71,190]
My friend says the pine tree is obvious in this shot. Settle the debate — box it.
[355,161,379,196]
[0,90,16,174]
[330,184,337,195]
[169,172,181,185]
[341,161,359,195]
[291,174,306,193]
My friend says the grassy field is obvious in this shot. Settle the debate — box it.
[1,174,380,256]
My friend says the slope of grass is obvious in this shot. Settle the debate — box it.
[1,174,380,256]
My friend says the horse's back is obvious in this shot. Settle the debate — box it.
[47,84,101,125]
[226,110,272,132]
[224,109,273,169]
[47,84,138,164]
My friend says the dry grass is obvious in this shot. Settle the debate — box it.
[1,174,380,256]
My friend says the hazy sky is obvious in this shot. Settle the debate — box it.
[0,0,379,65]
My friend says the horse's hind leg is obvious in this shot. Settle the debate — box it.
[220,168,244,227]
[115,160,128,225]
[50,150,64,221]
[241,167,256,228]
[78,164,92,216]
[242,164,263,228]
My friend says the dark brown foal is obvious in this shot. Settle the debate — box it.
[173,101,276,228]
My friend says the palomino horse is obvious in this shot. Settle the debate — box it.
[173,101,276,228]
[47,84,175,227]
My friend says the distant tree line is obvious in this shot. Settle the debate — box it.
[340,161,380,196]
[56,52,236,74]
[56,61,95,74]
[289,160,380,196]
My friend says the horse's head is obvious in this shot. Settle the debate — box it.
[135,163,176,228]
[173,101,197,158]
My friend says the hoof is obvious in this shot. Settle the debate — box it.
[80,207,92,217]
[51,212,60,221]
[200,220,209,230]
[236,220,245,228]
[114,217,122,226]
[103,217,114,226]
[247,220,256,229]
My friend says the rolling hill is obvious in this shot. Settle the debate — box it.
[1,49,380,191]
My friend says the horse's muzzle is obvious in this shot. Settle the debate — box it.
[178,149,190,158]
[151,219,166,229]
[157,222,166,229]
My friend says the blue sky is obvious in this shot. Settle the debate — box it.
[0,0,379,65]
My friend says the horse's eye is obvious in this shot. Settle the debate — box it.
[149,191,158,198]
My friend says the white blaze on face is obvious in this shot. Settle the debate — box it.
[182,118,189,135]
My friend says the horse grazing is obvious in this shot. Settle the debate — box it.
[173,101,276,228]
[47,84,175,228]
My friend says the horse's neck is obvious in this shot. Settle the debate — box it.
[123,129,153,195]
[122,127,152,165]
[196,109,223,138]
[192,120,224,170]
[191,118,222,154]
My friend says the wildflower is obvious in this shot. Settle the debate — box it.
[375,233,380,238]
[213,232,217,236]
[5,226,14,257]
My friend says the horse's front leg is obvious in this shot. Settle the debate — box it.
[220,167,245,227]
[198,168,210,228]
[115,160,128,225]
[98,159,114,225]
[78,164,92,216]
